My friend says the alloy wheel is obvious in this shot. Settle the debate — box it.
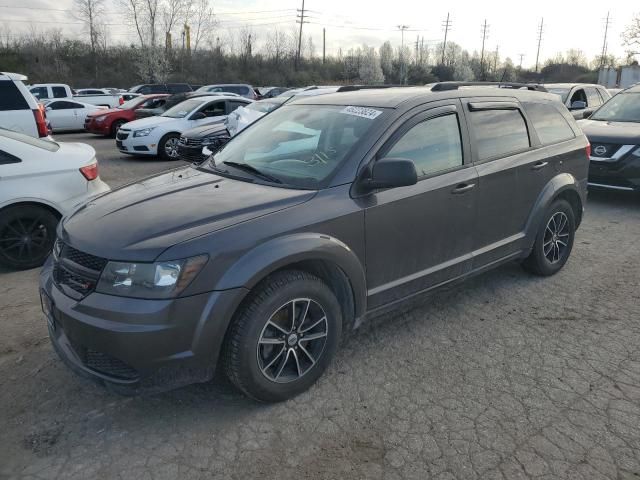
[164,137,179,158]
[0,216,51,265]
[543,212,570,264]
[257,298,329,384]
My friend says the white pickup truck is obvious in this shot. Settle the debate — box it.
[29,83,123,108]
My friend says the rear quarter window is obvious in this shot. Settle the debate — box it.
[524,102,576,146]
[469,108,530,161]
[0,81,30,110]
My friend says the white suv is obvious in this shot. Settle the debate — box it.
[0,72,48,138]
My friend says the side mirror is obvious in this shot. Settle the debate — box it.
[582,110,592,119]
[45,106,52,112]
[570,100,586,110]
[363,157,417,191]
[190,111,206,120]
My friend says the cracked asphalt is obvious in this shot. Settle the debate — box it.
[1,133,640,479]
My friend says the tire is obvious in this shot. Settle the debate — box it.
[0,205,59,270]
[158,133,181,161]
[522,199,575,276]
[110,119,126,138]
[222,270,342,402]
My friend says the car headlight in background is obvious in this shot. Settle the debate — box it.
[94,115,107,123]
[96,255,208,298]
[201,137,217,146]
[133,127,155,137]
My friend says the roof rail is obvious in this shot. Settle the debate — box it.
[430,82,547,92]
[336,85,399,92]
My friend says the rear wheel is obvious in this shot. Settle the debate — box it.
[222,270,342,402]
[159,133,181,161]
[110,119,126,138]
[0,205,59,270]
[522,199,575,276]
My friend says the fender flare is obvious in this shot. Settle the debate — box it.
[214,233,367,319]
[524,173,584,248]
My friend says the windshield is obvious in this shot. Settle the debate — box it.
[590,93,640,122]
[547,88,570,103]
[161,98,202,118]
[118,97,146,110]
[208,104,385,189]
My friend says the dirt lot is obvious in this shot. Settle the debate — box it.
[1,133,640,480]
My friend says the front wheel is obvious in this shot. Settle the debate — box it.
[222,270,342,402]
[110,119,126,138]
[159,133,181,161]
[0,205,59,270]
[522,199,576,276]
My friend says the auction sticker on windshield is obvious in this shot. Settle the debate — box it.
[340,106,383,120]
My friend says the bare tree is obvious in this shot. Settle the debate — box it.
[265,27,286,65]
[120,0,160,48]
[73,0,105,82]
[162,0,188,50]
[186,0,215,52]
[623,14,640,57]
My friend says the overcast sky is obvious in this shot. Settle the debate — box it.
[1,0,637,68]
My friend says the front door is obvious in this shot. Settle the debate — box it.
[364,103,478,309]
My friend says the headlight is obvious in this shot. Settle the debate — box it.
[96,254,208,298]
[133,127,155,137]
[94,115,107,123]
[201,137,217,146]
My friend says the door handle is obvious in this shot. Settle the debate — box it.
[531,161,548,170]
[451,183,476,194]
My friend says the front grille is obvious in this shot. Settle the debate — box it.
[179,136,202,146]
[53,241,107,298]
[70,339,139,380]
[116,130,130,140]
[591,143,621,158]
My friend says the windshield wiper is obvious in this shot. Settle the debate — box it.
[222,161,282,184]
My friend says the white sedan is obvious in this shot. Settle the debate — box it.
[0,128,110,269]
[43,99,107,132]
[116,95,251,160]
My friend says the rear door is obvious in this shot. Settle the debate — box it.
[70,102,89,129]
[463,98,533,267]
[364,102,478,308]
[46,101,76,130]
[0,80,36,137]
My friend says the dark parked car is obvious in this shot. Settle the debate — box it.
[178,98,286,163]
[129,83,192,95]
[578,83,640,192]
[41,84,589,402]
[545,83,611,120]
[134,92,215,119]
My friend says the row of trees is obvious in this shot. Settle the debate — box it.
[1,3,639,88]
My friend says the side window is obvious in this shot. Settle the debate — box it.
[228,101,248,113]
[585,88,602,107]
[52,86,68,98]
[69,102,84,109]
[0,149,21,164]
[569,89,587,106]
[524,102,575,145]
[49,101,75,110]
[385,113,463,177]
[0,81,29,110]
[201,101,226,117]
[469,108,530,161]
[31,86,49,99]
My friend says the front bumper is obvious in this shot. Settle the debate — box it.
[177,144,207,163]
[588,150,640,192]
[115,129,157,156]
[84,117,110,135]
[40,257,248,394]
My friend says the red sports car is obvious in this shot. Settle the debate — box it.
[84,94,169,137]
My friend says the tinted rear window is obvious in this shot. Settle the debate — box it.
[0,81,29,110]
[469,109,530,160]
[524,102,575,145]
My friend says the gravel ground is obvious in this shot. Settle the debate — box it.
[1,133,640,480]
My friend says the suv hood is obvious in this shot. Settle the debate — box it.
[60,167,315,261]
[578,119,640,144]
[183,121,228,139]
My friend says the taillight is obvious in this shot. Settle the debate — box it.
[33,105,48,137]
[585,143,591,158]
[80,163,98,181]
[119,96,124,105]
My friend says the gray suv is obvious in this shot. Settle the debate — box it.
[40,84,590,402]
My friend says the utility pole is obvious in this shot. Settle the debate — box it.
[600,11,611,67]
[322,27,326,64]
[397,24,409,84]
[518,53,524,69]
[480,19,489,80]
[535,17,544,73]
[295,0,306,70]
[493,45,499,75]
[441,12,451,65]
